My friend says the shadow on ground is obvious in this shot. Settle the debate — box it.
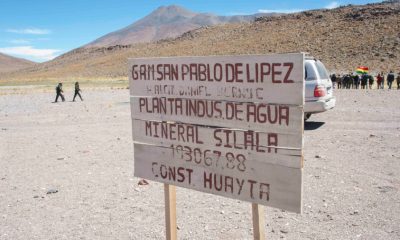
[304,121,325,130]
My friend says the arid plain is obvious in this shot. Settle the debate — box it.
[1,88,399,240]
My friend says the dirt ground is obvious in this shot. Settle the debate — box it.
[0,88,399,240]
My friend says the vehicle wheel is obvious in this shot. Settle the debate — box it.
[304,113,312,121]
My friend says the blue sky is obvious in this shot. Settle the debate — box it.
[0,0,381,62]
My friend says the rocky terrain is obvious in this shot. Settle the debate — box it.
[0,53,36,73]
[1,1,399,83]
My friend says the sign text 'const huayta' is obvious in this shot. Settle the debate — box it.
[131,62,294,83]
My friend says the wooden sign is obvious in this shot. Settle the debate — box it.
[129,54,304,213]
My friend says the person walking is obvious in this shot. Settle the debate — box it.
[368,74,374,89]
[376,73,383,89]
[343,74,351,89]
[353,74,360,89]
[54,83,65,102]
[396,72,400,90]
[387,71,395,89]
[72,82,83,101]
[331,74,337,89]
[337,74,342,89]
[361,74,368,89]
[350,73,355,89]
[380,71,385,89]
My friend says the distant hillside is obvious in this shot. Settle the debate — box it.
[0,53,35,73]
[1,1,399,83]
[85,5,269,48]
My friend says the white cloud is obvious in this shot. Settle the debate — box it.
[9,39,31,44]
[325,1,340,9]
[258,9,304,14]
[259,2,340,14]
[6,28,51,35]
[0,46,61,61]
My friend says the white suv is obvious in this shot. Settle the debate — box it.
[303,57,336,120]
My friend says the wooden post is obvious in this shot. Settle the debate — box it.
[252,203,265,240]
[164,184,177,240]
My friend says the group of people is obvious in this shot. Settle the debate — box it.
[330,71,400,90]
[54,82,83,102]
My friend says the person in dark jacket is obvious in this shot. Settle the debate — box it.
[343,74,351,89]
[349,73,355,89]
[387,71,395,89]
[368,75,374,89]
[361,74,368,89]
[353,74,360,89]
[396,73,400,90]
[72,82,83,101]
[330,74,337,89]
[54,83,65,102]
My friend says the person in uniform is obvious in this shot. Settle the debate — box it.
[355,74,361,89]
[387,71,395,89]
[72,82,83,101]
[361,74,368,89]
[331,74,337,89]
[54,83,65,102]
[337,74,342,89]
[368,74,374,89]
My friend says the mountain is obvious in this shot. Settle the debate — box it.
[0,53,36,73]
[84,5,269,48]
[1,1,399,82]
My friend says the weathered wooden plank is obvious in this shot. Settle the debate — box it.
[164,184,177,240]
[252,203,265,240]
[129,54,304,105]
[134,143,303,213]
[131,119,303,168]
[130,97,303,135]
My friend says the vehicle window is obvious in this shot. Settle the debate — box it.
[316,61,329,79]
[305,62,317,81]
